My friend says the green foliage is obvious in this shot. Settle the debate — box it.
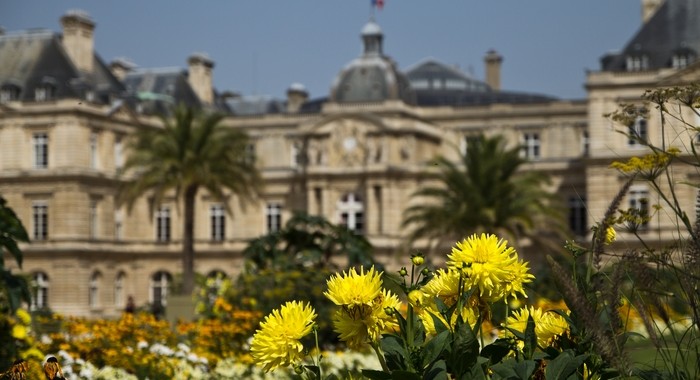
[119,105,262,294]
[402,134,567,254]
[244,212,375,272]
[0,196,33,370]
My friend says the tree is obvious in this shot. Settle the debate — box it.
[402,134,566,254]
[119,105,262,294]
[0,196,31,314]
[243,211,375,272]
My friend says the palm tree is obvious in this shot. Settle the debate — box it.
[402,134,566,254]
[119,105,262,294]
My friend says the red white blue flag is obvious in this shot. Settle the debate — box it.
[372,0,384,10]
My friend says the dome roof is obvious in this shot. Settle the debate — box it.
[330,21,415,104]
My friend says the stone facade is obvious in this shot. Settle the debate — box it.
[1,2,699,317]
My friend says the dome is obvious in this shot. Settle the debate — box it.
[361,20,382,36]
[330,21,415,104]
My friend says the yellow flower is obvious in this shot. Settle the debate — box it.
[16,309,31,325]
[325,266,400,348]
[502,306,568,348]
[250,301,316,372]
[418,269,478,334]
[332,289,401,349]
[325,266,382,307]
[447,234,534,302]
[604,226,616,245]
[408,289,425,309]
[11,324,27,340]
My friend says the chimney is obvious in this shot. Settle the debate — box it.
[286,83,309,113]
[187,53,214,105]
[641,0,663,23]
[109,58,135,81]
[60,10,95,73]
[484,49,503,91]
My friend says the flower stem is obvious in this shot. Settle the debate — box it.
[370,341,390,372]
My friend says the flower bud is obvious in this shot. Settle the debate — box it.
[421,267,430,276]
[398,267,408,277]
[411,255,424,266]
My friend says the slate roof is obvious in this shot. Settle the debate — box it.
[0,29,124,103]
[405,59,556,107]
[601,0,700,71]
[122,68,202,115]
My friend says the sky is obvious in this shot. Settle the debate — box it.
[1,1,643,100]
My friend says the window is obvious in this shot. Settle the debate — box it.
[155,206,171,242]
[568,196,587,236]
[629,187,650,229]
[114,272,126,308]
[0,84,20,103]
[31,272,49,310]
[89,132,99,169]
[337,192,364,234]
[89,200,98,239]
[114,136,124,171]
[291,142,302,167]
[150,271,171,307]
[33,132,48,168]
[626,55,649,71]
[266,203,282,233]
[32,202,48,241]
[115,208,124,241]
[34,81,56,101]
[628,117,648,146]
[210,204,226,241]
[460,135,481,156]
[522,132,541,160]
[89,272,101,309]
[582,131,590,156]
[245,143,256,164]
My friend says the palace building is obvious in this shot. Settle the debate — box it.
[1,1,699,317]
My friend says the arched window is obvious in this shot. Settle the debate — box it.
[89,271,102,308]
[337,192,364,234]
[114,271,126,308]
[31,272,49,310]
[150,271,172,307]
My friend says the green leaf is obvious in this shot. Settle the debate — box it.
[381,335,410,371]
[545,351,588,380]
[523,315,537,360]
[424,360,448,380]
[512,360,537,379]
[422,330,450,368]
[480,339,513,364]
[361,369,392,380]
[447,318,479,377]
[304,365,321,378]
[390,371,422,380]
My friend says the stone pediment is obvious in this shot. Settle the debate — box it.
[295,113,442,168]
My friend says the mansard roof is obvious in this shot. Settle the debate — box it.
[0,29,124,103]
[405,59,556,107]
[601,0,700,71]
[122,68,202,115]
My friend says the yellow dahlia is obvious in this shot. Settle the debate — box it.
[250,301,316,372]
[332,289,401,349]
[11,324,27,340]
[15,309,31,325]
[501,306,568,348]
[325,266,400,348]
[447,234,534,302]
[418,269,478,334]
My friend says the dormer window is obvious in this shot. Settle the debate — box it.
[626,55,649,71]
[35,77,57,101]
[0,83,21,103]
[671,48,695,69]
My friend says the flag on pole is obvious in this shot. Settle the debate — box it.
[371,0,384,10]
